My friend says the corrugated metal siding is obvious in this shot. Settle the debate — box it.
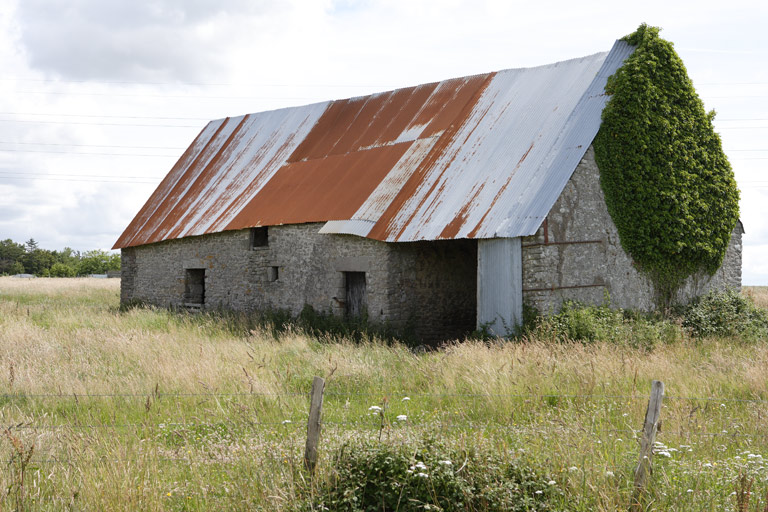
[477,237,522,335]
[114,41,633,249]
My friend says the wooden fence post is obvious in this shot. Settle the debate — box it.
[304,376,325,474]
[631,380,664,512]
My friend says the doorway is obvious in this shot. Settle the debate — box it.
[184,268,205,305]
[344,271,366,318]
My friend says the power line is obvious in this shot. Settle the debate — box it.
[0,148,178,157]
[12,90,320,100]
[0,118,200,128]
[2,112,766,123]
[0,112,210,121]
[0,171,160,180]
[0,77,396,88]
[0,176,158,184]
[0,141,185,150]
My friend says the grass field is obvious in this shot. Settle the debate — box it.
[1,277,767,510]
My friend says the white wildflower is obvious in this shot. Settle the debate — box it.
[417,472,429,478]
[547,480,556,486]
[438,460,452,466]
[402,397,410,402]
[605,471,614,477]
[535,490,543,495]
[281,420,291,425]
[568,466,579,472]
[368,405,382,413]
[396,415,407,422]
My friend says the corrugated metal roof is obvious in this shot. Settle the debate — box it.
[114,40,633,249]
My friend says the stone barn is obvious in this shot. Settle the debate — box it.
[114,39,742,341]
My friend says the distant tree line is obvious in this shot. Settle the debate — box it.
[0,238,120,277]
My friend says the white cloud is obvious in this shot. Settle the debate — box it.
[0,0,765,284]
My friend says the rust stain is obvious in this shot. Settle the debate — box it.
[518,142,534,165]
[114,119,230,248]
[148,115,251,243]
[225,143,412,229]
[366,73,496,241]
[466,141,535,238]
[438,183,485,239]
[287,98,368,162]
[204,127,303,233]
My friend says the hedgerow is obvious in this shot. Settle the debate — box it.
[593,24,740,308]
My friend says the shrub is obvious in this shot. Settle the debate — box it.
[682,290,768,339]
[49,262,77,277]
[529,301,680,349]
[309,439,567,512]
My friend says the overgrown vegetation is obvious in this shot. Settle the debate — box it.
[0,238,120,276]
[594,24,740,308]
[526,300,681,349]
[310,439,567,511]
[681,289,768,340]
[2,278,768,510]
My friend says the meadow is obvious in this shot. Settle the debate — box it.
[1,277,767,511]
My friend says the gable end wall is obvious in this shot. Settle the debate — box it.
[522,145,742,313]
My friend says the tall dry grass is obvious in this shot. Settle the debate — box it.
[0,277,767,510]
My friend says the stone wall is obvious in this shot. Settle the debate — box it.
[122,145,743,338]
[121,223,477,342]
[522,145,743,314]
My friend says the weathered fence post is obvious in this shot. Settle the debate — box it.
[631,380,664,512]
[304,376,325,474]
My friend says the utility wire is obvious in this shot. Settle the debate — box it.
[0,77,396,88]
[0,141,185,150]
[2,112,767,122]
[0,118,200,128]
[0,171,160,180]
[0,111,211,121]
[0,148,178,157]
[0,176,159,184]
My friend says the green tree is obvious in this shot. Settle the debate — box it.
[53,247,80,266]
[77,250,120,275]
[24,238,39,252]
[21,248,56,276]
[593,24,740,308]
[49,262,77,277]
[0,239,25,275]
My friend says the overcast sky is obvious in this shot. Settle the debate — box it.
[0,0,766,283]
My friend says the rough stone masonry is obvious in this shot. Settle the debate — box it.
[122,146,742,341]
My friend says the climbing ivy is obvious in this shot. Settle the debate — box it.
[593,24,740,308]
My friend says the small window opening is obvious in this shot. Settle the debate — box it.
[344,271,367,318]
[268,266,279,282]
[184,268,205,305]
[250,227,268,249]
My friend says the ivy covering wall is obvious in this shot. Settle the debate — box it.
[593,24,740,307]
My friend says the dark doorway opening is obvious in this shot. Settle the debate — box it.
[184,268,205,305]
[344,271,366,318]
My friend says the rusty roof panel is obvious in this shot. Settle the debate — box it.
[115,41,633,249]
[114,102,330,248]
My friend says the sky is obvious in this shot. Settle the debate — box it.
[0,0,766,283]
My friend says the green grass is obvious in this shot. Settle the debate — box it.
[1,278,768,510]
